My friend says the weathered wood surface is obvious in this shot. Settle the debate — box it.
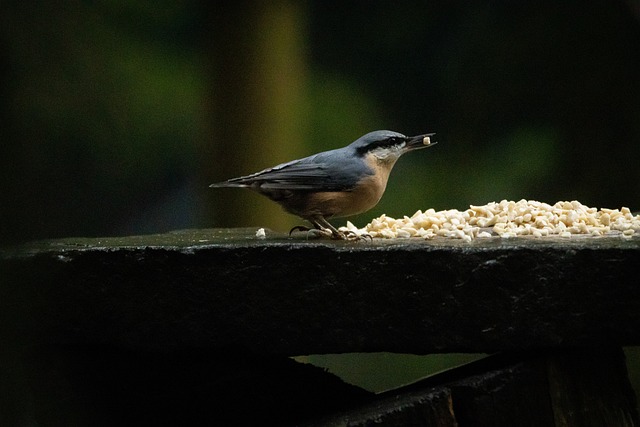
[2,228,640,355]
[309,349,639,427]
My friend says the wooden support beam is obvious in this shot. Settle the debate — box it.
[311,349,639,427]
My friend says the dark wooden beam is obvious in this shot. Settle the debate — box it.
[2,228,639,355]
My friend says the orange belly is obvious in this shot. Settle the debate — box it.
[275,153,398,219]
[302,173,389,218]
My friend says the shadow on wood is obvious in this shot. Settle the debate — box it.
[309,349,639,427]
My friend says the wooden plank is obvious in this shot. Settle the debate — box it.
[1,229,639,355]
[548,349,638,427]
[2,231,639,425]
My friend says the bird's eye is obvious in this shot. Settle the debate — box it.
[358,135,406,154]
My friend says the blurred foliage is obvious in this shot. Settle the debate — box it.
[204,1,309,231]
[2,0,639,243]
[308,0,640,216]
[0,1,207,242]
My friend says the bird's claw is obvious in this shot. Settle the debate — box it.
[289,225,311,236]
[289,225,333,240]
[339,230,373,241]
[289,225,371,241]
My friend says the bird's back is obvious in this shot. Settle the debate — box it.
[210,146,372,192]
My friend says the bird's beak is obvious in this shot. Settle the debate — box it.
[406,133,437,150]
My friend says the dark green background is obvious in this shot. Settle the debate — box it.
[2,1,639,244]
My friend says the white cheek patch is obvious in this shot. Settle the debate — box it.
[371,144,404,161]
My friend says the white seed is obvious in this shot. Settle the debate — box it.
[343,200,639,241]
[535,217,548,227]
[396,228,411,238]
[401,227,418,236]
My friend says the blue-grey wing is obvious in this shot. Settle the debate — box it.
[213,149,370,191]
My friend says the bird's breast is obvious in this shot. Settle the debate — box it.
[301,156,395,218]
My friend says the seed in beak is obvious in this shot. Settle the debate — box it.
[423,136,431,145]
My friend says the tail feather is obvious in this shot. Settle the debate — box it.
[209,180,250,188]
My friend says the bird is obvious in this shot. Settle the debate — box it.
[210,130,437,239]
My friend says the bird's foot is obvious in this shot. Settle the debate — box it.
[338,230,373,241]
[289,225,371,241]
[289,225,333,240]
[289,225,312,235]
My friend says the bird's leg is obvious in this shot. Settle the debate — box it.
[289,217,339,239]
[311,217,343,239]
[290,217,368,241]
[289,221,332,239]
[307,218,335,239]
[316,217,373,241]
[314,217,354,240]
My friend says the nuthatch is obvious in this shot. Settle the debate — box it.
[210,130,437,239]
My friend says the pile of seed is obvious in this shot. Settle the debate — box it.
[339,199,640,241]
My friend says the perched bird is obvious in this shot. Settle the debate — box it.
[210,130,437,239]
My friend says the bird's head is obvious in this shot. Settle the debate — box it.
[350,130,437,163]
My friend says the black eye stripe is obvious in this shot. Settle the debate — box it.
[356,135,406,154]
[379,137,404,147]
